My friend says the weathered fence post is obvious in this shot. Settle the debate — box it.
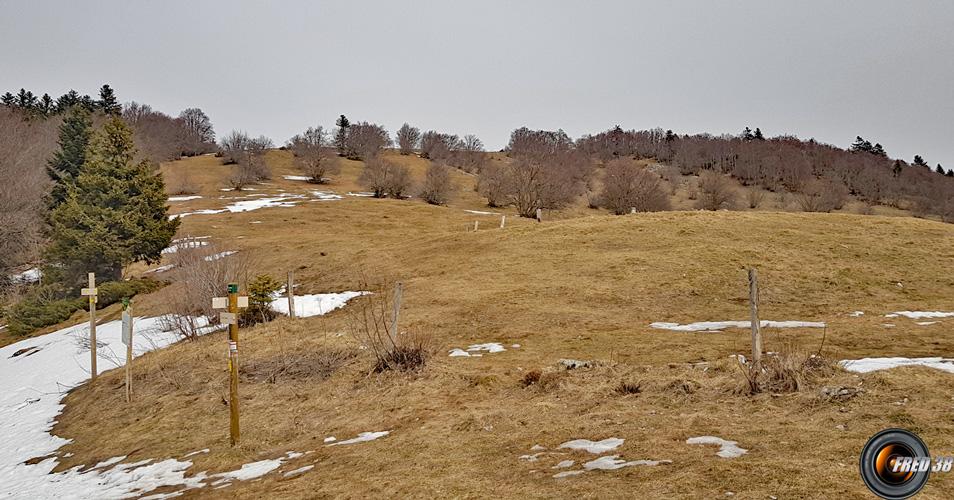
[287,271,296,319]
[474,221,479,232]
[122,299,133,403]
[500,215,506,228]
[536,208,542,222]
[748,268,762,366]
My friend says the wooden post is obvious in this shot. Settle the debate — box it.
[122,299,133,403]
[213,287,247,446]
[286,271,296,319]
[390,282,403,344]
[474,221,479,232]
[500,215,506,229]
[748,268,762,366]
[536,208,542,222]
[81,273,98,381]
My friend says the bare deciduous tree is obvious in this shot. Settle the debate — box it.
[795,179,848,213]
[177,107,216,154]
[695,171,737,210]
[596,160,671,214]
[477,163,512,207]
[395,123,420,155]
[344,122,389,160]
[220,130,273,188]
[746,187,766,209]
[287,126,339,183]
[420,162,456,205]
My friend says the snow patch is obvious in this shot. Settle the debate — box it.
[583,455,671,470]
[885,311,954,319]
[849,311,865,317]
[269,292,367,318]
[181,449,209,459]
[346,192,375,197]
[311,191,343,201]
[203,251,236,262]
[9,267,41,284]
[686,436,748,458]
[326,431,390,446]
[448,342,506,357]
[282,465,313,478]
[464,210,498,215]
[650,320,825,332]
[552,460,575,469]
[282,175,311,181]
[168,196,202,202]
[839,357,954,374]
[558,438,624,454]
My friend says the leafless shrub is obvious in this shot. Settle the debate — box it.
[596,160,671,214]
[477,163,512,207]
[795,179,848,213]
[420,162,456,205]
[359,156,412,198]
[857,203,875,215]
[167,168,198,195]
[456,134,488,172]
[220,131,272,188]
[686,177,699,200]
[420,131,459,162]
[158,240,252,340]
[346,279,433,372]
[746,187,765,209]
[695,171,737,210]
[288,126,339,183]
[395,123,420,155]
[508,149,593,218]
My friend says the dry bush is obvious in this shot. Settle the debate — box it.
[614,380,642,395]
[695,171,737,210]
[686,177,699,200]
[288,126,339,183]
[738,341,836,395]
[795,179,849,213]
[167,168,198,195]
[596,160,671,214]
[346,279,433,372]
[359,156,412,198]
[857,203,875,215]
[477,163,512,207]
[420,131,459,162]
[220,131,272,188]
[243,345,358,383]
[158,240,252,339]
[420,162,456,205]
[746,187,765,209]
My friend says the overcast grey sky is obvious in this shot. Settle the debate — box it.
[2,1,952,166]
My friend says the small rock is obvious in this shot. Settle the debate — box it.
[835,424,846,431]
[558,359,592,370]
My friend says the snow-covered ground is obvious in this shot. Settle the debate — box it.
[8,267,42,284]
[840,357,954,374]
[686,436,748,458]
[0,317,201,498]
[448,342,508,357]
[650,320,825,332]
[167,195,202,202]
[269,292,367,318]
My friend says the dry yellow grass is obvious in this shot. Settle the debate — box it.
[38,152,954,498]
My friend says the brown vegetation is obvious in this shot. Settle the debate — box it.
[595,160,671,214]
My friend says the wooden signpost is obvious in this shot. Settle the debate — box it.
[213,283,248,446]
[81,273,98,381]
[121,299,133,403]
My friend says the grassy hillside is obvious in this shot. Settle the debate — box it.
[47,152,954,498]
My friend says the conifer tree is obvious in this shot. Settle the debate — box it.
[913,155,928,167]
[47,107,93,208]
[947,169,953,178]
[741,127,754,141]
[872,143,886,157]
[753,127,765,140]
[334,114,350,156]
[97,84,121,115]
[850,136,867,153]
[937,164,946,175]
[0,92,14,106]
[56,90,81,111]
[45,117,179,284]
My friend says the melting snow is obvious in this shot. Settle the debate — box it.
[269,292,367,318]
[323,437,337,443]
[849,311,865,317]
[650,320,825,332]
[346,192,375,197]
[553,460,575,469]
[311,191,343,201]
[161,240,209,254]
[326,431,390,446]
[583,456,671,470]
[282,465,313,478]
[839,357,954,374]
[282,175,311,181]
[448,343,507,357]
[0,316,217,498]
[144,264,175,274]
[686,436,748,458]
[9,267,41,284]
[558,438,624,454]
[203,251,236,261]
[464,210,498,215]
[553,470,585,479]
[168,196,202,202]
[170,196,302,219]
[182,449,210,459]
[885,311,954,319]
[917,321,939,326]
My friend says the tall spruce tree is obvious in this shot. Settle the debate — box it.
[334,114,350,156]
[937,164,946,175]
[97,84,121,115]
[47,107,93,209]
[45,117,179,284]
[753,127,765,140]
